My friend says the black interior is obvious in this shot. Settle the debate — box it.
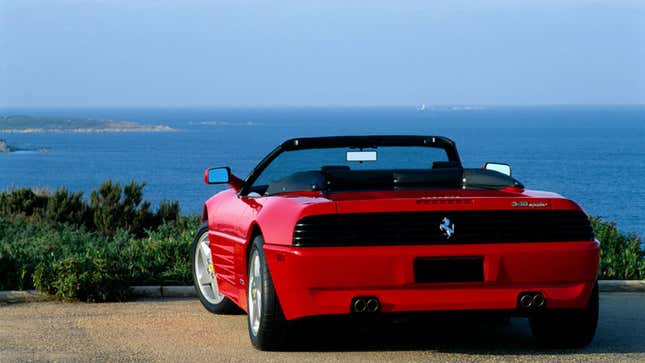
[240,136,461,196]
[259,166,523,196]
[265,171,326,195]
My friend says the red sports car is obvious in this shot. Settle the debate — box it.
[192,136,599,350]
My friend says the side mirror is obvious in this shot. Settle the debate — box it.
[484,162,512,176]
[204,167,231,184]
[204,167,244,192]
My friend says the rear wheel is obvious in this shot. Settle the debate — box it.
[247,235,290,350]
[529,282,599,348]
[191,224,237,314]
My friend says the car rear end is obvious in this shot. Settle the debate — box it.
[263,200,600,321]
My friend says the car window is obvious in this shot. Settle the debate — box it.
[252,146,449,188]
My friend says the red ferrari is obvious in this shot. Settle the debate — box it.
[192,136,599,350]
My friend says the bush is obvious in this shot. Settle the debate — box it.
[155,200,181,225]
[0,216,55,290]
[0,215,105,291]
[119,220,194,285]
[0,180,180,237]
[591,216,645,280]
[0,187,48,217]
[89,180,154,237]
[0,214,196,300]
[46,188,88,226]
[34,252,130,302]
[0,181,197,301]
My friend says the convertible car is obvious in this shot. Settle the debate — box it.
[192,136,599,350]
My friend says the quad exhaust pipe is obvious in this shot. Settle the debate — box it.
[351,296,380,313]
[353,298,367,313]
[366,298,380,312]
[519,294,533,308]
[518,292,546,310]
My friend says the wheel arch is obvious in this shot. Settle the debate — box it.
[246,222,265,265]
[201,204,208,223]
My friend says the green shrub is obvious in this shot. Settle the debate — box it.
[155,200,181,225]
[90,181,154,237]
[0,215,102,290]
[34,252,130,302]
[0,187,47,217]
[592,216,645,280]
[21,219,195,301]
[0,216,50,290]
[119,219,194,285]
[0,181,194,300]
[0,180,180,238]
[45,188,88,226]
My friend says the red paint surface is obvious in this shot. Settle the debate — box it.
[204,188,599,320]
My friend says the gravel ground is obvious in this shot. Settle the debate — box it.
[1,293,643,362]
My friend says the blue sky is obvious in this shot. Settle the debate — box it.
[1,0,643,107]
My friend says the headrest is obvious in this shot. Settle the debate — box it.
[432,161,461,169]
[321,165,351,173]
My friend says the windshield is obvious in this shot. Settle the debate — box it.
[250,146,454,195]
[254,146,448,186]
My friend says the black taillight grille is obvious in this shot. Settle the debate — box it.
[293,210,594,246]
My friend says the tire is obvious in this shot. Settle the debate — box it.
[529,281,599,348]
[191,223,238,314]
[247,235,290,350]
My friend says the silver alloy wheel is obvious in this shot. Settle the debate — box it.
[248,250,263,336]
[195,232,224,304]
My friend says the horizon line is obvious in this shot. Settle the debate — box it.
[1,103,645,110]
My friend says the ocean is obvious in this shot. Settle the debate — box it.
[1,106,644,238]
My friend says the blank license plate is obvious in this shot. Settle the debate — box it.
[414,257,483,283]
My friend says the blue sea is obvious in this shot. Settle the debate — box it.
[1,106,644,239]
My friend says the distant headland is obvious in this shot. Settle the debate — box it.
[0,140,10,153]
[0,139,50,153]
[0,115,175,133]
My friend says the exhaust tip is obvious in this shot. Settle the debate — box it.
[518,292,546,310]
[532,293,545,308]
[351,296,380,313]
[366,298,380,312]
[519,294,533,308]
[353,299,367,313]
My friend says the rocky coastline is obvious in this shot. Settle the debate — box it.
[0,139,50,153]
[0,116,175,133]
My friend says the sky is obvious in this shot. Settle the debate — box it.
[0,0,644,108]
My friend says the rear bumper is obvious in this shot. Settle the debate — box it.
[263,241,600,320]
